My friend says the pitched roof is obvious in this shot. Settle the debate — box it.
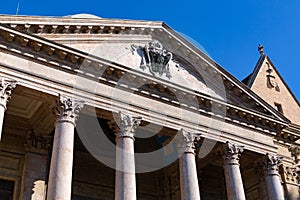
[243,53,300,108]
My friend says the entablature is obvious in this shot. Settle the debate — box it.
[0,24,289,135]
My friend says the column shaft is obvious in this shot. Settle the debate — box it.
[177,129,201,200]
[46,95,83,200]
[224,164,246,200]
[114,112,141,200]
[265,175,284,200]
[223,141,246,200]
[179,152,201,200]
[0,106,5,140]
[47,121,75,200]
[264,154,285,200]
[115,136,136,200]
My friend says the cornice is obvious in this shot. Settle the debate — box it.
[0,15,162,35]
[0,16,290,123]
[0,23,289,134]
[277,123,300,142]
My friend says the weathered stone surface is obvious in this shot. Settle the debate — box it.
[47,96,83,200]
[114,112,141,200]
[222,141,246,200]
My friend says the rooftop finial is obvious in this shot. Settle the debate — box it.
[258,44,264,55]
[16,1,20,15]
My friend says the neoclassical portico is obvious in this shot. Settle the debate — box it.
[0,83,291,199]
[0,14,298,200]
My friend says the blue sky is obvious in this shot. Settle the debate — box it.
[1,0,299,101]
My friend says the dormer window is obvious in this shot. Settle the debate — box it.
[274,103,283,114]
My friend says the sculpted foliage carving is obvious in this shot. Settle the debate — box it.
[52,94,84,125]
[176,129,201,154]
[115,112,142,139]
[0,77,17,107]
[223,141,244,165]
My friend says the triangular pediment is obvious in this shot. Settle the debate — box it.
[244,54,300,125]
[0,15,290,128]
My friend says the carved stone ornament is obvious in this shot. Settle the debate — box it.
[223,141,244,165]
[133,40,172,79]
[115,112,142,139]
[289,145,300,164]
[25,130,51,154]
[0,77,17,108]
[265,153,283,176]
[52,94,84,125]
[176,129,201,154]
[282,165,298,184]
[266,63,280,92]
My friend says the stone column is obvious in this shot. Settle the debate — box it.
[264,154,285,200]
[0,78,16,140]
[222,141,246,200]
[114,112,141,200]
[46,95,83,200]
[21,130,50,200]
[177,129,201,200]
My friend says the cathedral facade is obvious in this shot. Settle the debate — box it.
[0,14,299,200]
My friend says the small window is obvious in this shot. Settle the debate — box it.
[274,103,283,114]
[0,179,14,200]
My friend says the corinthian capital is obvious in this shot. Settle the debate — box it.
[176,129,201,154]
[115,112,142,139]
[265,153,282,174]
[52,95,84,125]
[223,141,244,165]
[0,78,17,108]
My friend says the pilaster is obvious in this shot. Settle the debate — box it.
[21,130,51,200]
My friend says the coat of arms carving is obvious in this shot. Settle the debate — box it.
[132,40,172,79]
